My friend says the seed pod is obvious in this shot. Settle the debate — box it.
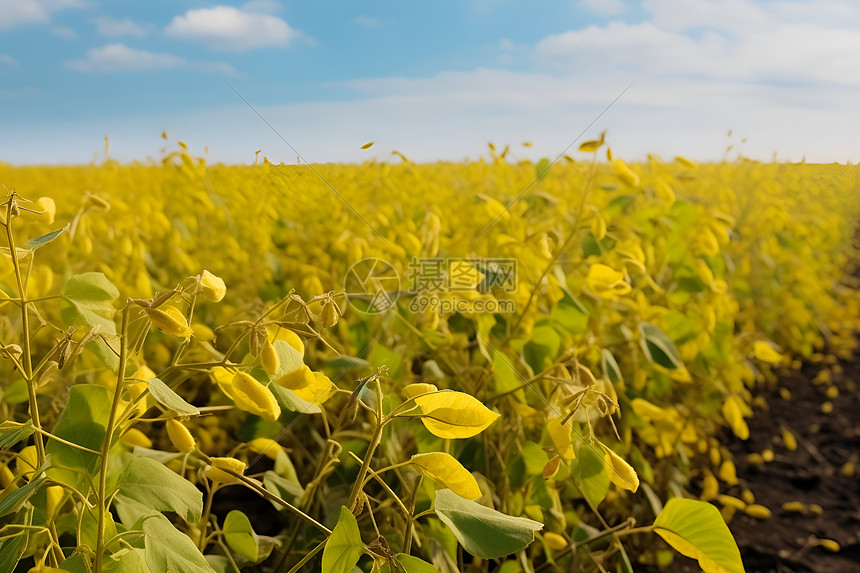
[544,532,568,551]
[249,325,267,357]
[745,504,772,519]
[205,457,247,483]
[782,501,805,513]
[260,340,280,376]
[318,300,339,328]
[45,485,64,519]
[817,538,840,552]
[198,270,226,303]
[146,306,192,338]
[717,495,746,511]
[121,428,153,449]
[86,193,111,210]
[226,372,282,422]
[246,437,283,461]
[782,427,797,451]
[166,419,196,453]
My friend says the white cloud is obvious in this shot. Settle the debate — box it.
[536,1,860,87]
[51,25,77,39]
[579,0,626,16]
[64,43,238,76]
[0,54,18,67]
[0,0,84,30]
[95,16,150,38]
[165,6,297,52]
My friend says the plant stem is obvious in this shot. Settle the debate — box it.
[197,483,217,552]
[4,199,45,464]
[285,537,327,573]
[347,378,384,511]
[94,305,130,573]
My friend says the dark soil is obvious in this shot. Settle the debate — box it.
[666,356,860,573]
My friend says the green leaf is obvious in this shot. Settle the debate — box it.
[639,323,682,369]
[223,510,258,562]
[492,350,523,399]
[381,553,440,573]
[271,340,305,378]
[0,420,33,448]
[61,272,120,370]
[46,384,110,492]
[0,529,28,572]
[653,498,745,573]
[536,158,551,180]
[571,444,609,508]
[263,471,304,507]
[59,554,89,573]
[143,513,215,573]
[434,488,543,559]
[62,272,119,330]
[116,457,203,523]
[601,349,623,384]
[103,548,149,573]
[0,474,45,518]
[321,506,364,573]
[26,226,66,250]
[2,379,30,405]
[268,381,321,415]
[146,377,199,416]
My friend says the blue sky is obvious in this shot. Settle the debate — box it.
[1,0,858,164]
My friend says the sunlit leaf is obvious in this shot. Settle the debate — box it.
[653,498,744,573]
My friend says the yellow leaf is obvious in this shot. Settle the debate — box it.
[675,155,698,168]
[547,416,575,460]
[401,383,438,401]
[578,139,602,152]
[721,396,749,440]
[753,341,783,364]
[601,444,639,492]
[586,264,631,298]
[292,371,337,405]
[718,459,737,485]
[613,159,640,187]
[275,364,315,391]
[409,452,482,499]
[268,326,305,356]
[361,141,374,149]
[414,390,500,439]
[701,471,719,501]
[247,438,283,460]
[655,178,676,204]
[121,427,152,449]
[781,427,797,451]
